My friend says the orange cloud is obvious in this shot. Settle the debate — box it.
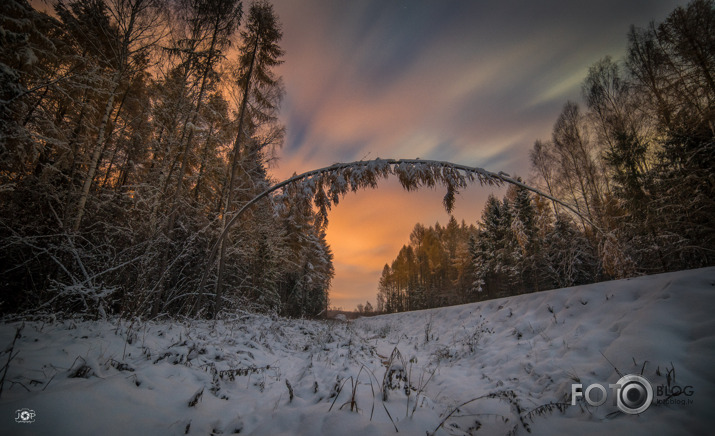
[268,0,682,309]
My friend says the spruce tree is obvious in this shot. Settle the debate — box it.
[214,0,284,316]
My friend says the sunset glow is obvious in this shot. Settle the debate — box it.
[268,0,686,310]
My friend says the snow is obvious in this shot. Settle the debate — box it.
[1,267,713,435]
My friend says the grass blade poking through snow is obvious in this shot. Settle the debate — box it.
[0,323,23,398]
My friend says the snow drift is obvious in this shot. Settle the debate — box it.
[1,267,713,435]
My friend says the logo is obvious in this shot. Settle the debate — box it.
[571,374,654,414]
[655,383,695,406]
[613,374,653,414]
[15,408,36,424]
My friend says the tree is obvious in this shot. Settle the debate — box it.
[472,194,516,299]
[646,0,715,268]
[377,264,393,313]
[583,56,665,274]
[0,0,67,186]
[164,0,242,215]
[149,0,242,317]
[544,217,598,288]
[583,57,648,203]
[273,177,333,318]
[214,0,284,316]
[70,0,163,232]
[507,182,542,293]
[551,101,606,230]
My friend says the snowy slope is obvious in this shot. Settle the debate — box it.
[0,267,713,435]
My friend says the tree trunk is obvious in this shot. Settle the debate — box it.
[210,35,259,317]
[72,0,139,231]
[72,75,120,232]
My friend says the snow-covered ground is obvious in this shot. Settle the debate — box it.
[1,267,713,435]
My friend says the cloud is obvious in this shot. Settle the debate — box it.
[269,0,687,309]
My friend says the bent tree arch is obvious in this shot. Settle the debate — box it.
[199,158,597,314]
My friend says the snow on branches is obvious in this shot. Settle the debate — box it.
[200,158,584,292]
[273,158,503,229]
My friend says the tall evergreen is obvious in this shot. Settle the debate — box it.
[0,0,330,319]
[214,0,285,316]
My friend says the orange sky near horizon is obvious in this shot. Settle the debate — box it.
[270,165,509,311]
[321,178,505,311]
[25,0,688,311]
[269,157,512,311]
[267,0,686,311]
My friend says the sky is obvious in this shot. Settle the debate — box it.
[267,0,686,311]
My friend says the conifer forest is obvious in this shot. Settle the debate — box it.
[1,0,713,320]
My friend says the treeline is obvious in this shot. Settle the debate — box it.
[376,186,591,311]
[378,0,714,313]
[0,0,333,319]
[377,218,477,313]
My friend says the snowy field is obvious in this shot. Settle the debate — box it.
[1,267,713,435]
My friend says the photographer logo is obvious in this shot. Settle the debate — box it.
[15,408,36,424]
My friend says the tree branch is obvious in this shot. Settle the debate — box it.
[197,158,598,301]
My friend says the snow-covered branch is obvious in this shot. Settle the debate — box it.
[199,158,595,292]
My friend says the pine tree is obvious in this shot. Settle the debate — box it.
[507,182,540,293]
[70,0,163,232]
[275,179,333,318]
[544,217,598,288]
[151,0,242,317]
[0,0,66,185]
[214,0,284,316]
[377,264,394,313]
[165,0,242,216]
[472,195,512,298]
